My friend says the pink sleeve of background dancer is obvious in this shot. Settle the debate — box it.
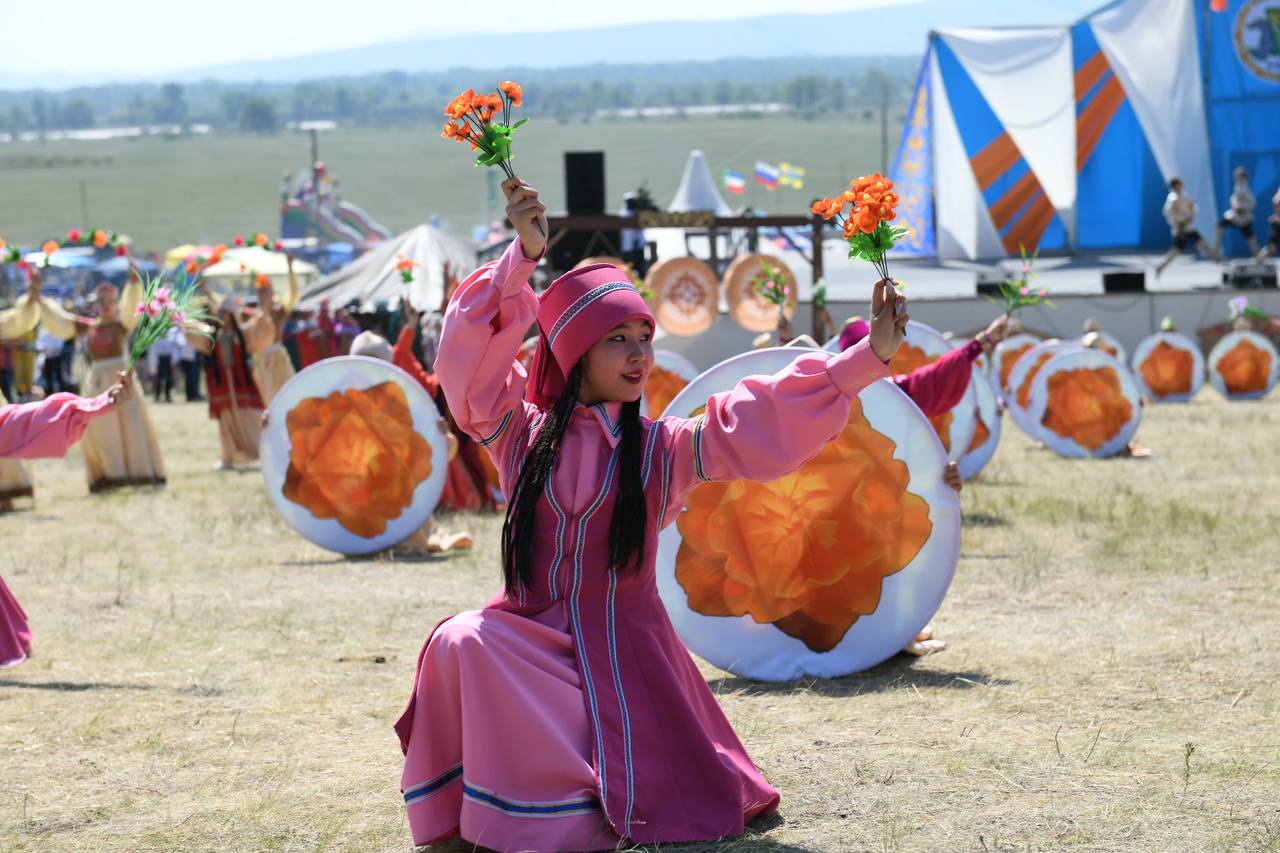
[657,339,890,526]
[436,240,541,471]
[0,392,115,459]
[892,340,980,417]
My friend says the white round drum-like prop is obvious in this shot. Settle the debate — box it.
[643,349,700,419]
[1005,341,1083,440]
[1080,330,1127,364]
[1027,350,1142,459]
[993,334,1042,395]
[646,257,718,337]
[957,368,1002,481]
[261,356,448,554]
[723,253,798,333]
[824,321,976,458]
[1207,331,1279,401]
[1130,332,1205,402]
[656,347,962,681]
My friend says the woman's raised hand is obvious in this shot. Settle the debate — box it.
[868,279,908,363]
[503,178,548,260]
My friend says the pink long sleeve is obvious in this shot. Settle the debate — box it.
[0,392,115,459]
[436,240,541,492]
[657,339,891,526]
[892,340,980,417]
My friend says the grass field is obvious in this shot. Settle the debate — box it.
[1,389,1279,851]
[0,116,892,253]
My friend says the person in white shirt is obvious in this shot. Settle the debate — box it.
[35,330,66,394]
[1215,166,1260,258]
[179,335,202,401]
[149,326,182,403]
[1155,177,1222,275]
[1258,187,1280,262]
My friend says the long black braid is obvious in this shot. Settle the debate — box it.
[500,366,649,595]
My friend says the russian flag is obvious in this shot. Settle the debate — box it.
[755,161,780,190]
[723,169,746,195]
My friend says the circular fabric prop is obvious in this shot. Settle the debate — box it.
[261,356,449,554]
[1005,340,1084,440]
[645,256,718,337]
[656,347,962,681]
[723,253,798,333]
[1079,330,1127,364]
[957,368,1003,481]
[1130,332,1205,402]
[1207,330,1279,401]
[823,320,977,458]
[1027,349,1142,459]
[643,349,700,419]
[993,334,1042,395]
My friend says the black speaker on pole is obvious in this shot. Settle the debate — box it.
[1102,270,1146,293]
[564,151,606,214]
[552,151,620,272]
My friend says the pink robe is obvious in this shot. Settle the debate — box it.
[892,340,982,417]
[0,390,119,667]
[395,240,890,851]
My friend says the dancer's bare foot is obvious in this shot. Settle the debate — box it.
[903,623,948,657]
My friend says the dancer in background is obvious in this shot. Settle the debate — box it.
[37,264,166,492]
[0,371,133,667]
[1257,185,1280,261]
[0,277,40,510]
[246,256,300,407]
[1215,167,1260,259]
[1155,177,1222,275]
[187,296,263,470]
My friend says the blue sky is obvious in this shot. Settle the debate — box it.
[5,0,1105,78]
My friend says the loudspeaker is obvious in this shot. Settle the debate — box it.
[1223,263,1278,289]
[975,270,1005,298]
[1103,270,1146,293]
[565,151,606,214]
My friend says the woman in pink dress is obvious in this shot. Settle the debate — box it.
[0,372,133,667]
[395,180,909,851]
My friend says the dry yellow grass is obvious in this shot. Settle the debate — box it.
[2,392,1279,852]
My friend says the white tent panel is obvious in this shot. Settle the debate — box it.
[938,26,1077,243]
[668,150,734,216]
[1090,0,1215,235]
[931,49,1005,261]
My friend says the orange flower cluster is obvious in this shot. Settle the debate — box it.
[1138,342,1194,398]
[441,83,521,145]
[1217,338,1273,395]
[1041,367,1134,451]
[643,365,689,419]
[676,397,932,653]
[810,173,902,238]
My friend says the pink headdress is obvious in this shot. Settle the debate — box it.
[837,317,871,352]
[525,264,653,409]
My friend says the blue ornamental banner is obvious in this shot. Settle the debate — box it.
[889,47,936,257]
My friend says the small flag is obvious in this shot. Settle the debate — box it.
[723,169,746,195]
[778,162,807,190]
[755,161,780,190]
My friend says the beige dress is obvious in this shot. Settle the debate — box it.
[41,284,166,492]
[0,296,42,505]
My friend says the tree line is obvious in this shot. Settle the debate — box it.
[0,57,917,135]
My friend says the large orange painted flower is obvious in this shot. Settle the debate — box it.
[675,397,933,653]
[1139,342,1194,398]
[1014,352,1055,411]
[283,381,432,537]
[1216,339,1273,395]
[1040,367,1133,451]
[999,343,1034,391]
[644,364,688,419]
[929,409,953,453]
[966,411,991,453]
[889,340,934,376]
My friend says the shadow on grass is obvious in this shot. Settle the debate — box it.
[962,512,1008,528]
[708,656,1015,698]
[424,811,818,852]
[0,678,156,692]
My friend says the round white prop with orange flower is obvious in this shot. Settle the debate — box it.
[261,356,449,554]
[646,256,718,337]
[992,333,1042,395]
[655,347,962,681]
[1026,350,1142,459]
[1130,332,1204,403]
[1206,330,1279,401]
[1004,340,1085,440]
[824,320,977,460]
[957,368,1002,481]
[643,350,699,419]
[723,253,798,333]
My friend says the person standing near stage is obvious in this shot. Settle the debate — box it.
[1215,166,1260,259]
[1258,186,1280,261]
[1156,177,1222,275]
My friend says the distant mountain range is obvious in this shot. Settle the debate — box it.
[0,0,1106,90]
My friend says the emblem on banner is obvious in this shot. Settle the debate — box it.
[1236,0,1280,82]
